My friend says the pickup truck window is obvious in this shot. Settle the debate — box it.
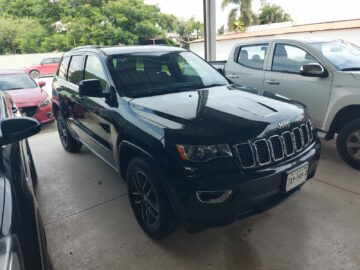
[237,44,268,69]
[272,44,317,73]
[310,41,360,71]
[108,51,228,98]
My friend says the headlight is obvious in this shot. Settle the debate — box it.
[40,97,51,107]
[176,144,232,162]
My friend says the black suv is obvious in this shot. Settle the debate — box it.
[52,45,321,239]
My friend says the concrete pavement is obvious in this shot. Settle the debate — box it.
[29,128,360,270]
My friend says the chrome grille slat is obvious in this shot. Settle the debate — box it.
[236,121,314,169]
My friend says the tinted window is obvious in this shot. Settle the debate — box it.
[272,44,318,73]
[0,74,37,91]
[68,55,84,85]
[84,55,108,91]
[108,51,228,98]
[237,44,268,69]
[58,56,70,80]
[42,58,53,64]
[53,57,61,63]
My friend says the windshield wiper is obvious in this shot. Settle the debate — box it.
[3,87,24,90]
[341,67,360,71]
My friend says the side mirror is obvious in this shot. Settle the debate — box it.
[300,63,327,77]
[79,79,106,98]
[38,81,46,88]
[0,117,41,146]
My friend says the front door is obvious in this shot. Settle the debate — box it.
[263,43,333,128]
[76,54,115,167]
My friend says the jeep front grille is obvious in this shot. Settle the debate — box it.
[236,120,314,169]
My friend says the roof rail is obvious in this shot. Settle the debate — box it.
[70,45,103,51]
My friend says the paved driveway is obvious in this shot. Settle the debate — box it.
[29,126,360,270]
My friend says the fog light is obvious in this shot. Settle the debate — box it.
[196,190,232,204]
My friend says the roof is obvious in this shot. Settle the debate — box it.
[68,45,184,55]
[0,69,25,75]
[191,18,360,43]
[100,45,184,55]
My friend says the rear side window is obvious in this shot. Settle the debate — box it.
[53,58,61,63]
[42,58,52,64]
[84,55,108,91]
[58,56,70,80]
[237,44,268,69]
[272,44,318,73]
[68,55,84,85]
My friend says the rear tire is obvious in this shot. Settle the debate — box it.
[337,119,360,170]
[126,157,172,239]
[29,70,40,79]
[56,112,82,153]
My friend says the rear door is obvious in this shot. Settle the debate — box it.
[263,42,332,127]
[225,43,269,93]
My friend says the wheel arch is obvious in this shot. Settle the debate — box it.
[326,105,360,140]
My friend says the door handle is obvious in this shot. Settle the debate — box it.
[227,74,239,78]
[266,80,280,85]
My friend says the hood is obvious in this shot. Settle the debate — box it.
[129,86,306,143]
[5,87,48,108]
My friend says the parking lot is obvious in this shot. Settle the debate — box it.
[29,123,360,270]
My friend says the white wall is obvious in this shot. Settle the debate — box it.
[0,52,63,69]
[190,28,360,61]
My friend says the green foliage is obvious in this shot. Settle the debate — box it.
[222,0,291,31]
[258,3,292,25]
[0,0,202,54]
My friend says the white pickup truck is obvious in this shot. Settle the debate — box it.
[222,38,360,169]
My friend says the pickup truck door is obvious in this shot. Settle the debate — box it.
[262,42,333,128]
[76,54,116,168]
[225,43,269,93]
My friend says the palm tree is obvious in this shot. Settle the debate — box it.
[221,0,254,30]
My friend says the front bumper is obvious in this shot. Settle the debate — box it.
[165,140,321,228]
[33,103,55,124]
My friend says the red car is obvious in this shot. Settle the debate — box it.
[0,69,55,124]
[24,57,61,79]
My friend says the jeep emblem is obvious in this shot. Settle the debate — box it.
[277,121,290,130]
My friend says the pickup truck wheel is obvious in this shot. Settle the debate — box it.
[56,112,82,153]
[126,157,172,239]
[337,119,360,170]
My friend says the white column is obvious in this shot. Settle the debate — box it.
[203,0,216,61]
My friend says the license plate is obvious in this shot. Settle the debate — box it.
[285,165,309,192]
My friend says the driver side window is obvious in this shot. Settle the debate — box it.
[272,44,318,73]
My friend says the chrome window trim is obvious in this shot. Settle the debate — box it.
[253,139,271,166]
[268,135,284,161]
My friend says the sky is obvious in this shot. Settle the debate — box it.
[144,0,360,29]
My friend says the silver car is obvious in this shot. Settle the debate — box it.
[225,38,360,170]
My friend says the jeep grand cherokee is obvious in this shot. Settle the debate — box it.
[52,45,321,239]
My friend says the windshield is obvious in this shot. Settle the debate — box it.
[310,41,360,71]
[0,73,37,91]
[108,51,228,98]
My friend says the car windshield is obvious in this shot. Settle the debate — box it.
[107,51,229,98]
[310,41,360,71]
[0,73,37,91]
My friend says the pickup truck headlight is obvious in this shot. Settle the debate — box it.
[39,97,51,108]
[176,144,232,162]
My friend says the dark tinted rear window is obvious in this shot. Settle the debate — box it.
[68,55,84,85]
[58,56,70,80]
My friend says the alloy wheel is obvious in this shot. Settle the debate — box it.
[346,129,360,161]
[130,171,160,227]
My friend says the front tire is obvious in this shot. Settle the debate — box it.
[56,112,82,153]
[126,157,172,239]
[29,70,40,79]
[337,119,360,170]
